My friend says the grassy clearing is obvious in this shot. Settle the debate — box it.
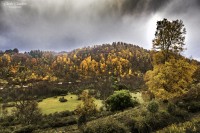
[5,92,142,115]
[37,94,102,114]
[5,94,102,115]
[38,94,80,114]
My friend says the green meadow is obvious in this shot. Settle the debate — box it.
[38,94,80,114]
[4,92,143,115]
[5,94,103,115]
[40,95,103,114]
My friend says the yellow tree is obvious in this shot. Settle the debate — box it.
[145,58,197,99]
[145,19,195,100]
[75,91,97,127]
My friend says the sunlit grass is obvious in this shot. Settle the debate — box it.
[38,94,80,114]
[4,94,103,115]
[38,94,102,114]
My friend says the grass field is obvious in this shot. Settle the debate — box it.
[37,94,102,114]
[5,92,142,115]
[5,94,102,115]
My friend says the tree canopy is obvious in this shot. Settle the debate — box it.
[145,19,197,100]
[105,90,137,111]
[153,18,186,63]
[145,58,197,99]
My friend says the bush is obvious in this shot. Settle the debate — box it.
[58,110,73,117]
[48,118,68,128]
[145,110,171,131]
[172,108,188,120]
[59,97,68,102]
[40,111,76,128]
[2,103,15,108]
[65,116,77,125]
[187,101,200,113]
[167,102,177,114]
[0,126,12,133]
[133,117,151,133]
[0,115,16,126]
[177,101,200,113]
[147,101,159,113]
[106,90,138,111]
[84,118,128,133]
[14,125,36,133]
[36,98,43,102]
[157,118,200,133]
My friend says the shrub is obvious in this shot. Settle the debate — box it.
[2,103,15,108]
[145,110,171,131]
[167,103,177,113]
[59,97,68,102]
[133,116,151,133]
[0,97,2,102]
[172,108,188,120]
[106,90,138,111]
[58,110,73,117]
[14,125,36,133]
[47,118,68,128]
[147,101,159,113]
[0,126,12,133]
[14,100,42,125]
[156,118,200,133]
[36,98,43,102]
[187,101,200,113]
[65,116,77,125]
[177,101,200,113]
[0,115,16,126]
[84,118,128,133]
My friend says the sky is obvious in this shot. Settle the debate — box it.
[0,0,200,60]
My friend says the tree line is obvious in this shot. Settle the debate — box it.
[0,42,152,85]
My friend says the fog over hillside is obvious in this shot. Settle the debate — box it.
[0,0,200,60]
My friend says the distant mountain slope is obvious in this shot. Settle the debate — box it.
[0,42,152,85]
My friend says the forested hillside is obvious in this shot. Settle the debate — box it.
[0,42,155,103]
[0,42,152,84]
[1,34,200,133]
[0,41,200,133]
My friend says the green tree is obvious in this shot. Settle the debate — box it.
[153,18,186,63]
[12,88,42,125]
[14,100,42,125]
[105,89,137,111]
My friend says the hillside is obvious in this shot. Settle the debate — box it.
[0,42,153,101]
[0,42,152,83]
[0,42,200,133]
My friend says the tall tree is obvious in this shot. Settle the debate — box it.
[153,18,186,63]
[145,19,196,100]
[75,91,97,128]
[11,88,42,125]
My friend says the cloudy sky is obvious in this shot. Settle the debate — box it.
[0,0,200,60]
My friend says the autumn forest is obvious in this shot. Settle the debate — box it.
[0,19,200,133]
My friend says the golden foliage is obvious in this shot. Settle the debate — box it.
[75,91,97,116]
[145,58,197,99]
